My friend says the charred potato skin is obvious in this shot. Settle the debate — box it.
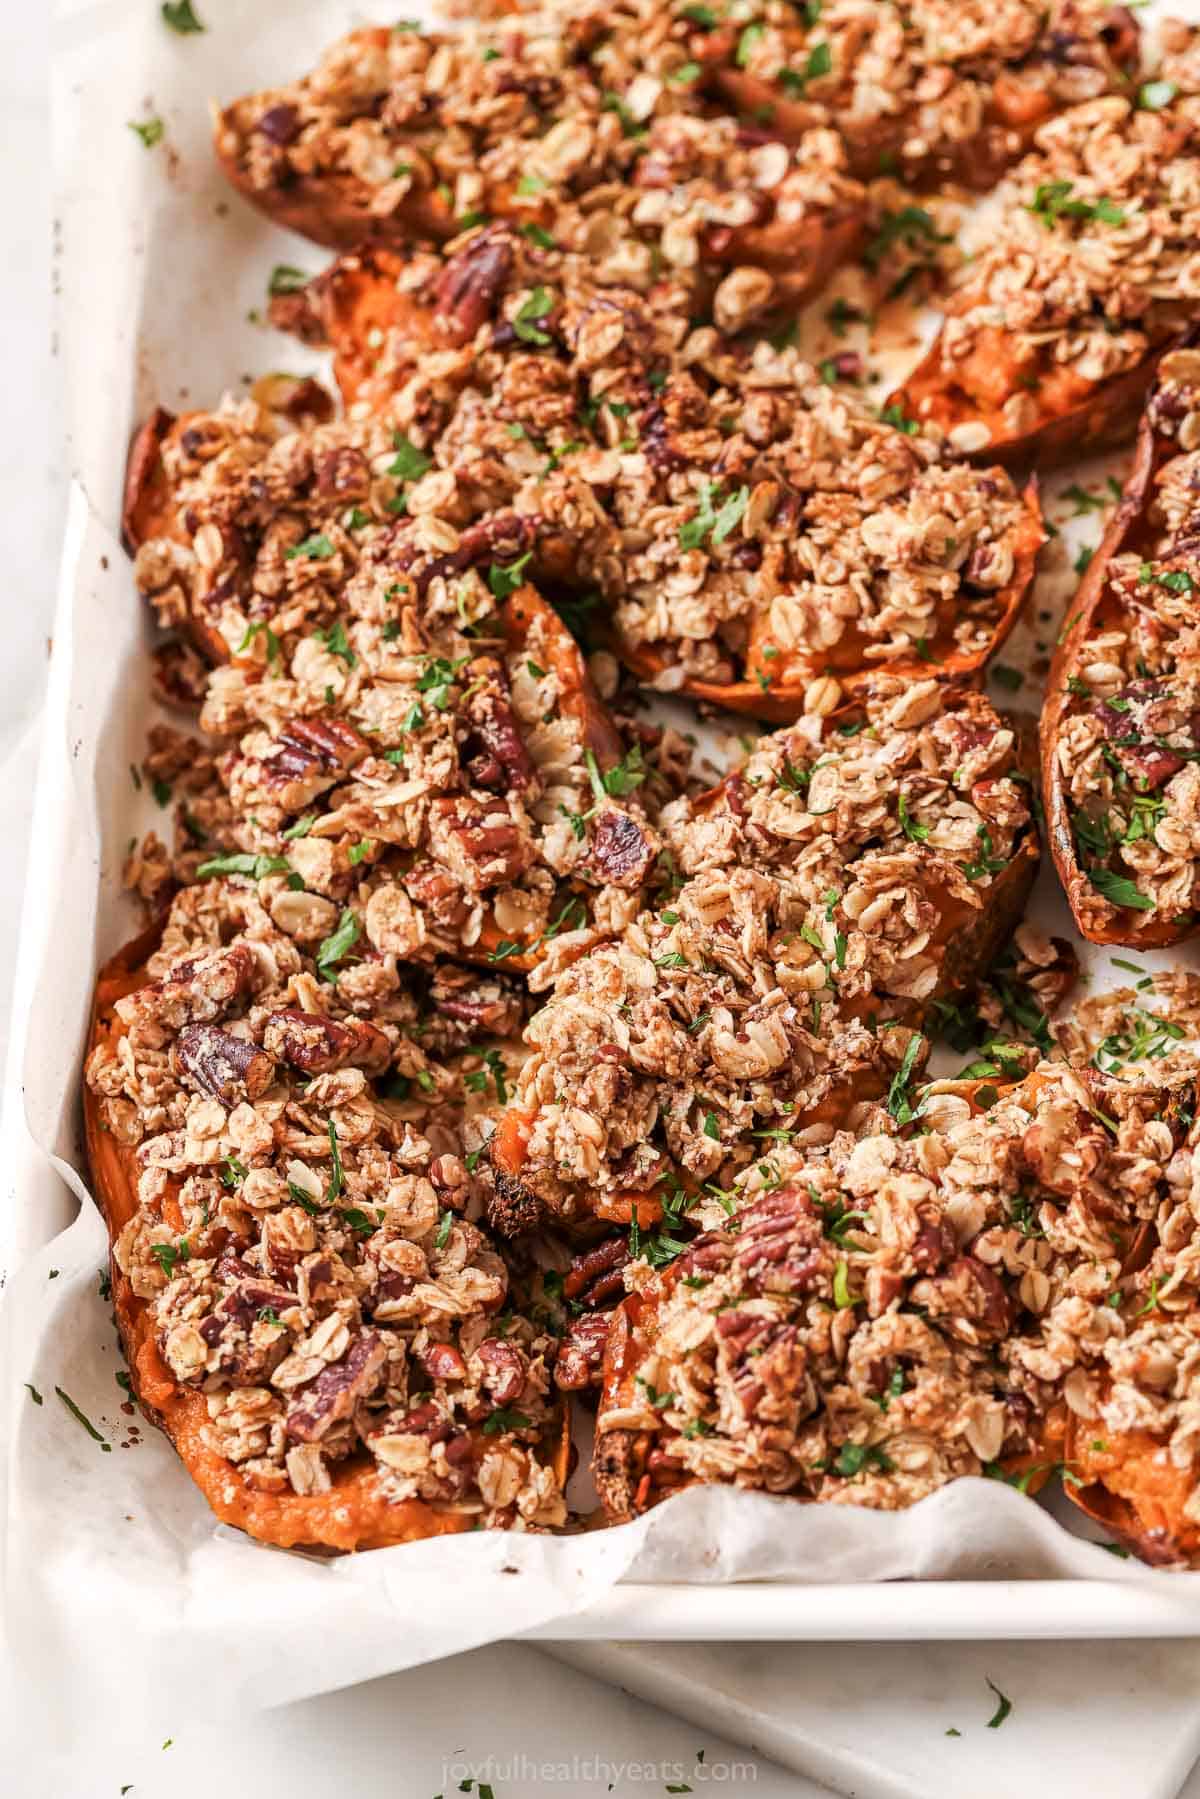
[1041,332,1200,948]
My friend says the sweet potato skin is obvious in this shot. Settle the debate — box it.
[83,931,569,1553]
[890,319,1164,471]
[1040,356,1197,948]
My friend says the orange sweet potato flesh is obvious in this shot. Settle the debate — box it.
[593,1074,1060,1524]
[1065,1418,1200,1567]
[889,291,1167,470]
[1040,376,1193,948]
[83,930,569,1553]
[618,480,1044,719]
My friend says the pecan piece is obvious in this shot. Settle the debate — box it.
[428,797,534,890]
[262,1007,390,1076]
[434,227,514,345]
[462,657,536,795]
[555,1313,612,1392]
[285,1331,387,1443]
[418,1340,468,1383]
[590,808,656,889]
[411,512,536,598]
[732,1186,826,1293]
[475,1338,527,1406]
[564,1236,631,1307]
[118,943,258,1039]
[315,445,371,502]
[172,1024,274,1104]
[911,1255,1016,1346]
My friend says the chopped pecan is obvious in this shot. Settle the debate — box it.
[173,1024,275,1104]
[435,228,515,345]
[589,809,656,889]
[555,1313,612,1392]
[476,1338,527,1406]
[564,1236,631,1307]
[286,1331,387,1442]
[462,657,536,794]
[418,1340,468,1383]
[262,1007,390,1075]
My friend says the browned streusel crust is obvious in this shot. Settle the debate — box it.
[125,389,675,973]
[212,0,1135,283]
[483,678,1036,1235]
[697,0,1138,182]
[214,7,866,308]
[594,1063,1199,1547]
[83,880,567,1550]
[1043,343,1200,944]
[277,226,1041,709]
[894,64,1200,463]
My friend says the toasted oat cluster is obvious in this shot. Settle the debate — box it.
[1055,351,1200,930]
[277,227,1034,695]
[913,81,1200,450]
[215,0,1131,268]
[701,0,1134,181]
[485,679,1034,1232]
[131,389,677,970]
[593,1063,1199,1524]
[85,879,565,1522]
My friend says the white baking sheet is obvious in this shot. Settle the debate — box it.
[8,0,1200,1750]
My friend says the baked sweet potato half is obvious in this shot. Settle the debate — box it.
[483,675,1039,1237]
[275,230,1044,719]
[888,81,1200,467]
[83,890,569,1552]
[1042,340,1200,945]
[593,1062,1189,1533]
[689,0,1139,185]
[214,19,867,313]
[123,382,664,978]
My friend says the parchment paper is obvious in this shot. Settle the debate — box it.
[8,0,1200,1747]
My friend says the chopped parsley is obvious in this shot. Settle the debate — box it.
[316,907,361,978]
[879,402,919,435]
[128,117,165,148]
[1026,181,1125,229]
[268,264,310,297]
[55,1387,112,1450]
[1086,865,1154,911]
[512,287,554,346]
[864,205,948,271]
[161,0,205,31]
[886,1033,924,1125]
[985,1679,1012,1729]
[481,1407,533,1435]
[196,851,289,880]
[488,551,533,601]
[678,481,750,551]
[286,533,335,562]
[388,435,432,481]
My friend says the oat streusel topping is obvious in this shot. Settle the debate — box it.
[905,71,1200,450]
[1054,348,1200,932]
[486,678,1034,1233]
[594,1062,1200,1530]
[85,879,566,1522]
[276,227,1035,694]
[131,387,677,969]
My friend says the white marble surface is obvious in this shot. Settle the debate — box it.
[8,4,1200,1795]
